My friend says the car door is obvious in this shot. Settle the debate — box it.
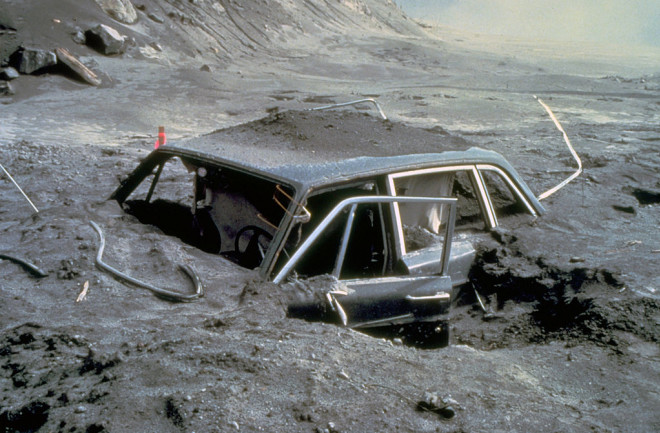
[273,195,457,328]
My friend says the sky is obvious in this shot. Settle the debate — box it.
[395,0,660,47]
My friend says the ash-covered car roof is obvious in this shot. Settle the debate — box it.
[159,110,539,201]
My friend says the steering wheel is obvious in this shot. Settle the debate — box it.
[234,225,273,269]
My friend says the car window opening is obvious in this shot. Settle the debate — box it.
[391,170,482,253]
[279,182,389,280]
[392,167,532,253]
[480,169,528,218]
[121,156,294,269]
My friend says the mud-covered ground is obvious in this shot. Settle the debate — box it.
[1,1,659,432]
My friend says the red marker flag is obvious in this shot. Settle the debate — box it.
[155,126,166,149]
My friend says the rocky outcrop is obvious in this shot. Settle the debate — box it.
[94,0,138,24]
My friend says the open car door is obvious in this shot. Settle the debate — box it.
[274,196,457,329]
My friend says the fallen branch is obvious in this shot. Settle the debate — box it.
[89,221,204,302]
[534,96,583,200]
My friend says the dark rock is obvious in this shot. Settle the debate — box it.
[72,29,87,45]
[0,66,19,80]
[18,48,57,74]
[200,64,211,72]
[0,80,14,96]
[85,24,127,55]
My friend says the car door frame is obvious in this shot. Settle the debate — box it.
[272,195,458,284]
[385,164,539,259]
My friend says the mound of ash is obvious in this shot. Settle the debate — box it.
[453,230,660,351]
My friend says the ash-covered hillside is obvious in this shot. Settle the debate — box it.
[1,0,423,68]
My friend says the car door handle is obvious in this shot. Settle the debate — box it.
[405,292,450,301]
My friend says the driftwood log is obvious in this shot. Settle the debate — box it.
[55,48,102,86]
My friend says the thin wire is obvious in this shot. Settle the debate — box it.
[0,163,39,213]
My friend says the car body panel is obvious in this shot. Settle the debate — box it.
[333,275,453,328]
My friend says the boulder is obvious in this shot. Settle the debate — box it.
[85,24,127,55]
[0,66,19,80]
[18,48,57,74]
[94,0,138,24]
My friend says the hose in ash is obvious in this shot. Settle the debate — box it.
[0,253,48,278]
[89,221,204,302]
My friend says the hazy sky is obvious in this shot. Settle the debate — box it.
[396,0,660,46]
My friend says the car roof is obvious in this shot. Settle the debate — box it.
[155,110,541,210]
[165,111,469,179]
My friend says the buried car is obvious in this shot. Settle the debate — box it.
[111,109,545,335]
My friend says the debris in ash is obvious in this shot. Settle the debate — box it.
[416,391,459,419]
[57,259,80,280]
[79,348,123,375]
[1,46,102,92]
